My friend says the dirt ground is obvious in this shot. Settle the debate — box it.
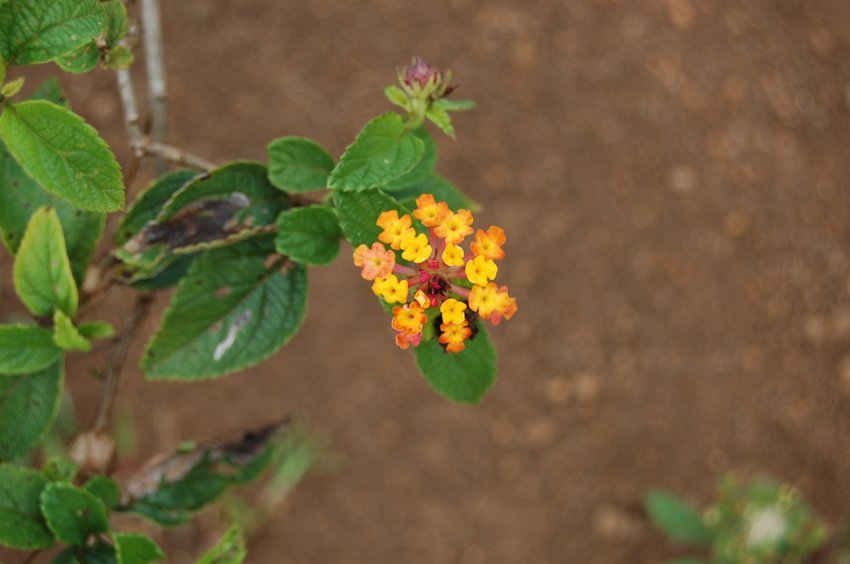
[3,0,850,562]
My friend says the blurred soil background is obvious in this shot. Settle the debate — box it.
[2,0,850,562]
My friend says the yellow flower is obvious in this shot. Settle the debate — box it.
[400,231,432,263]
[465,255,498,286]
[442,243,465,267]
[468,283,508,320]
[353,242,395,280]
[413,194,449,227]
[377,210,414,250]
[440,298,467,325]
[434,209,474,245]
[414,289,430,308]
[391,302,427,334]
[471,226,506,260]
[371,274,408,304]
[439,321,472,353]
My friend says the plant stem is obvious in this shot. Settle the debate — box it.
[92,294,154,432]
[140,0,168,174]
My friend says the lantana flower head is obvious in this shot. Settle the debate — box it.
[352,194,517,353]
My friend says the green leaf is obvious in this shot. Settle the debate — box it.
[116,170,198,245]
[0,463,53,549]
[124,422,284,526]
[114,532,165,564]
[413,327,496,404]
[0,100,124,212]
[54,542,117,564]
[0,324,61,375]
[392,172,480,212]
[42,457,78,482]
[13,206,78,317]
[0,134,105,283]
[55,42,99,74]
[102,0,128,46]
[0,362,63,460]
[53,309,91,352]
[434,98,477,112]
[274,206,341,266]
[383,85,408,110]
[333,188,407,248]
[328,113,425,192]
[77,320,115,340]
[197,525,246,564]
[383,127,436,191]
[425,104,455,138]
[267,136,334,193]
[0,0,104,65]
[0,75,23,97]
[103,45,133,69]
[29,77,66,104]
[83,475,121,510]
[142,238,308,380]
[644,489,712,546]
[40,482,109,546]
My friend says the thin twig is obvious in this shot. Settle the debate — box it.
[92,294,154,432]
[22,550,41,564]
[141,0,168,174]
[116,68,144,157]
[143,140,216,171]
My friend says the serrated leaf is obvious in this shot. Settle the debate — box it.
[0,100,124,212]
[42,456,78,482]
[383,85,409,110]
[114,532,165,564]
[0,362,63,460]
[197,525,246,564]
[329,113,425,192]
[274,206,341,266]
[13,206,78,317]
[77,320,114,340]
[84,475,121,510]
[40,482,109,546]
[0,463,53,549]
[425,104,455,138]
[644,489,712,546]
[267,136,334,193]
[413,327,496,404]
[333,188,408,248]
[53,309,91,352]
[142,238,308,380]
[392,172,480,212]
[383,127,436,191]
[0,135,105,283]
[117,170,198,245]
[435,98,477,112]
[55,42,99,74]
[0,324,61,375]
[125,421,285,526]
[0,0,104,65]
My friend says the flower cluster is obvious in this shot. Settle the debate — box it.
[353,194,516,353]
[397,57,455,101]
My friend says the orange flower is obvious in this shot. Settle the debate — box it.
[413,194,449,227]
[391,302,427,334]
[439,321,472,353]
[395,330,423,350]
[377,210,414,250]
[471,226,506,260]
[434,209,474,245]
[353,242,395,280]
[468,283,508,320]
[371,274,409,304]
